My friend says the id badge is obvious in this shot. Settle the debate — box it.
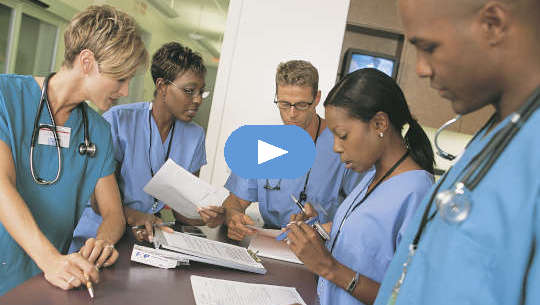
[37,125,71,148]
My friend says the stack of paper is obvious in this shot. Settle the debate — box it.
[143,159,229,219]
[191,276,307,305]
[247,227,303,264]
[153,229,266,274]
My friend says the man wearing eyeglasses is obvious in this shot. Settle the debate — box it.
[199,60,363,240]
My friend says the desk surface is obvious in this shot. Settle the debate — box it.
[1,226,318,305]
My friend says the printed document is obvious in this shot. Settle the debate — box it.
[143,159,229,218]
[154,229,266,274]
[191,276,306,305]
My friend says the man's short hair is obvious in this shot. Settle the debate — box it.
[276,60,319,97]
[63,5,148,80]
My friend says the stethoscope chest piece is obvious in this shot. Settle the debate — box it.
[79,141,96,157]
[435,182,471,224]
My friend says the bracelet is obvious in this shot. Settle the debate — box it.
[346,272,360,294]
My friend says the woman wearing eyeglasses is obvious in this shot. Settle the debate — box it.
[70,42,222,250]
[286,68,435,305]
[0,5,148,295]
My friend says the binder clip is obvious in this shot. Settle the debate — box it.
[247,249,262,263]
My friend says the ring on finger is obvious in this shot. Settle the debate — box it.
[105,244,115,250]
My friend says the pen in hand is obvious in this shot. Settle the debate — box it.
[84,273,94,299]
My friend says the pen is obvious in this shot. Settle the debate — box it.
[290,194,306,214]
[84,273,94,298]
[130,221,176,230]
[289,194,330,241]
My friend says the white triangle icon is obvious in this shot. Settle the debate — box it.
[258,140,288,165]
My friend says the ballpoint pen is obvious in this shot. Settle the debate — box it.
[288,195,330,241]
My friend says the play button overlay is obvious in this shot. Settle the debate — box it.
[258,140,288,164]
[225,125,316,179]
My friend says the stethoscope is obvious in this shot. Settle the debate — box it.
[388,87,540,304]
[147,106,175,212]
[30,72,96,185]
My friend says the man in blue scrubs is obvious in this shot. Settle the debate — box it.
[218,60,362,240]
[374,1,540,304]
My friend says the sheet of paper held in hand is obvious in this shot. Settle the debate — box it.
[143,159,229,219]
[190,276,307,305]
[246,226,303,264]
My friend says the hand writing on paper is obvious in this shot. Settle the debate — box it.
[286,221,335,276]
[198,206,225,228]
[225,210,256,241]
[79,238,119,269]
[42,252,99,291]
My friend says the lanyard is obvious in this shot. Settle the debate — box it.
[329,150,409,253]
[387,86,540,305]
[148,109,175,211]
[298,114,322,204]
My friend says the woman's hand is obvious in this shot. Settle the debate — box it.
[289,202,319,223]
[42,252,99,291]
[285,221,335,276]
[198,206,226,228]
[79,238,118,269]
[125,208,173,242]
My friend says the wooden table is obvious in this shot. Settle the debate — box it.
[0,226,318,305]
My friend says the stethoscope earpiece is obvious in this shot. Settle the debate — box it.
[434,115,461,161]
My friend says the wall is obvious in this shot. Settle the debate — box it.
[344,0,494,135]
[200,0,351,186]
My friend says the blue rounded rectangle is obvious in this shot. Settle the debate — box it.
[224,125,316,179]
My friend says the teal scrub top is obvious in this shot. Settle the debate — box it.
[70,102,206,252]
[0,74,115,295]
[225,127,363,228]
[374,88,540,305]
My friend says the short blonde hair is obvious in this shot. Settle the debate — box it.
[275,60,319,97]
[63,5,148,79]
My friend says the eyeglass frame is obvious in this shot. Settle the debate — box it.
[273,98,315,111]
[166,79,210,99]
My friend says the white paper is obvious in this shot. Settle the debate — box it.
[143,159,229,218]
[191,276,306,305]
[160,230,258,267]
[247,228,303,264]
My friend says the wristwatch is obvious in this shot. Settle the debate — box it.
[346,272,360,294]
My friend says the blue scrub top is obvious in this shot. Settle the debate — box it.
[0,74,115,295]
[318,169,433,305]
[70,102,206,252]
[225,127,363,228]
[374,95,540,305]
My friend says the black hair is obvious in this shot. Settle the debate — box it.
[324,68,435,174]
[150,41,206,86]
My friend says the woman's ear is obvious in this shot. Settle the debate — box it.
[370,111,390,136]
[155,78,167,95]
[78,49,97,75]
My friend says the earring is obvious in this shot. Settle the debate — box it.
[379,132,384,138]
